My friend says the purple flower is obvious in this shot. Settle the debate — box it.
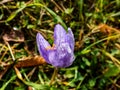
[36,24,75,68]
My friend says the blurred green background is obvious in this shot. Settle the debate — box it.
[0,0,120,90]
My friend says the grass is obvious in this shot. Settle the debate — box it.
[0,0,120,90]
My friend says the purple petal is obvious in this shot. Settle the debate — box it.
[48,43,74,67]
[36,33,51,63]
[54,24,74,51]
[65,28,75,51]
[54,24,66,46]
[57,43,74,67]
[36,24,75,68]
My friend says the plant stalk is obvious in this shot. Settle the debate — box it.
[49,67,58,85]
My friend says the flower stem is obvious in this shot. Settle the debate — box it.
[49,67,58,85]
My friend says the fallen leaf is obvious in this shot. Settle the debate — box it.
[15,55,46,68]
[27,86,33,90]
[0,55,46,79]
[98,24,120,34]
[3,30,24,42]
[1,55,46,68]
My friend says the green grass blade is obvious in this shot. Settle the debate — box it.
[27,3,67,30]
[23,80,49,90]
[0,76,16,90]
[44,6,67,31]
[81,34,120,54]
[6,2,26,22]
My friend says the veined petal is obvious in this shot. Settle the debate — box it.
[54,24,66,46]
[65,28,75,51]
[54,24,75,51]
[48,43,74,67]
[36,24,75,68]
[47,49,58,66]
[57,43,74,67]
[36,33,50,63]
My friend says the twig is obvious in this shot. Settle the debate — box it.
[49,67,58,85]
[5,41,15,61]
[0,0,12,4]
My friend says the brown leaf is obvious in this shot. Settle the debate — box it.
[27,86,33,90]
[0,56,46,79]
[15,55,46,68]
[1,56,46,68]
[3,30,24,42]
[98,24,120,34]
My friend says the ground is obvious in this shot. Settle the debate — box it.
[0,0,120,90]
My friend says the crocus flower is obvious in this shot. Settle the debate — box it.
[36,24,75,68]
